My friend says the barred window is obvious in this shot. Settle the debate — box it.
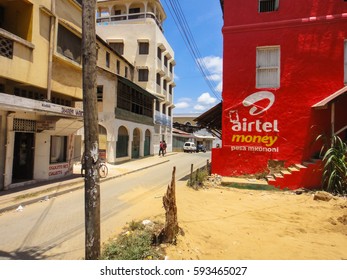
[256,46,280,88]
[13,119,36,132]
[259,0,279,13]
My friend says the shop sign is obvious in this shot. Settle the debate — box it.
[229,91,279,153]
[37,120,56,131]
[49,163,70,177]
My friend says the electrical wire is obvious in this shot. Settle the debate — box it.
[163,0,222,101]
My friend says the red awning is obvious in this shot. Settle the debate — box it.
[312,85,347,109]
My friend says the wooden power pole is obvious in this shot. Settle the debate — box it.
[82,0,100,260]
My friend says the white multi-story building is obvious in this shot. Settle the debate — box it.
[96,0,175,153]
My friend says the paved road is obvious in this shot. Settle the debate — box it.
[0,152,210,260]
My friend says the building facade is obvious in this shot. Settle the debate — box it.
[213,0,347,189]
[87,36,158,163]
[95,0,175,154]
[0,0,84,190]
[173,114,217,152]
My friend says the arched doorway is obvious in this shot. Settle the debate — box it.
[116,126,129,158]
[132,128,140,159]
[99,125,107,160]
[144,129,151,156]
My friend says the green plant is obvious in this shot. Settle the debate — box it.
[100,220,164,260]
[187,168,209,188]
[317,135,347,195]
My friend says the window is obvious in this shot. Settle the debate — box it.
[125,66,128,78]
[116,60,120,74]
[97,85,103,102]
[163,79,167,91]
[256,46,280,88]
[156,73,161,85]
[109,42,124,55]
[139,42,149,55]
[344,41,347,84]
[157,47,162,60]
[117,80,154,118]
[57,24,82,64]
[164,56,168,67]
[50,136,67,163]
[169,85,173,94]
[0,6,4,28]
[129,8,140,14]
[106,52,110,68]
[138,68,149,82]
[259,0,279,13]
[170,63,173,73]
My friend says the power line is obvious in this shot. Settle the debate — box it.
[164,0,222,101]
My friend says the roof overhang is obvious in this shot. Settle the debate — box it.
[0,92,83,119]
[312,85,347,109]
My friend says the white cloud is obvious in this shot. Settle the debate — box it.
[198,56,223,75]
[194,104,206,111]
[197,55,223,92]
[197,92,217,105]
[175,102,190,109]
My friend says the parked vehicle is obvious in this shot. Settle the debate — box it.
[196,144,207,153]
[183,142,197,153]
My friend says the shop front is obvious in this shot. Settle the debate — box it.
[0,93,83,190]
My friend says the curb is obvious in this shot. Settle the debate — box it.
[0,159,170,214]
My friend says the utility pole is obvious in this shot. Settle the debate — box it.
[82,0,100,260]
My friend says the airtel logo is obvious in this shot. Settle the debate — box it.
[242,91,275,116]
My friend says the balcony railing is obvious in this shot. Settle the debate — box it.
[96,12,163,32]
[0,34,13,59]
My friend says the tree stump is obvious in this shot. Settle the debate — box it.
[160,166,179,243]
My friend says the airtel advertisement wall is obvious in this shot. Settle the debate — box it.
[212,8,347,177]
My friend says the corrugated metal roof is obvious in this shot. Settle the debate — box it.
[312,86,347,109]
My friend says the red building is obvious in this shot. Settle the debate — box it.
[213,0,347,189]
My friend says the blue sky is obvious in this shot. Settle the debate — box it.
[161,0,224,115]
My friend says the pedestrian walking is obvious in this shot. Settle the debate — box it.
[162,140,167,156]
[159,141,164,156]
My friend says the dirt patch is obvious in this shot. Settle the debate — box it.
[118,181,347,260]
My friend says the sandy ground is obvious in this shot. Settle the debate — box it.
[118,180,347,260]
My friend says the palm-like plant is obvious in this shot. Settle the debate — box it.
[319,135,347,195]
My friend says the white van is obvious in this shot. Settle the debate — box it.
[183,142,197,153]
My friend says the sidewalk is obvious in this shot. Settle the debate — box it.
[0,154,173,214]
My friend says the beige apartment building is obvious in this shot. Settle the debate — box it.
[0,0,163,190]
[96,0,176,153]
[0,0,85,190]
[84,35,158,163]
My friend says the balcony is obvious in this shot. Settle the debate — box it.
[154,111,172,127]
[96,12,163,32]
[0,29,34,59]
